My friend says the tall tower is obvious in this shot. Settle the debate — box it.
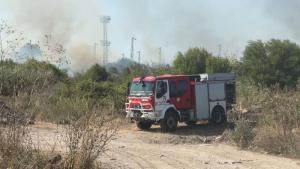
[101,16,111,65]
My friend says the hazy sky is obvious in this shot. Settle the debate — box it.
[0,0,299,70]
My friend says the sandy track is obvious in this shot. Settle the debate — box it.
[30,122,300,169]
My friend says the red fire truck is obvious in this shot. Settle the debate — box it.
[126,73,235,132]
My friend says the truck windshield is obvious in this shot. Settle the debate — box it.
[130,81,155,96]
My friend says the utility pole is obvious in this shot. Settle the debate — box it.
[218,44,222,57]
[137,51,141,63]
[29,40,33,59]
[158,47,162,64]
[0,32,3,63]
[130,37,136,60]
[0,32,3,95]
[101,16,111,65]
[45,34,52,50]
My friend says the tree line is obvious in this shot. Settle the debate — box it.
[172,39,300,88]
[2,38,300,91]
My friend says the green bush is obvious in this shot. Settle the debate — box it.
[83,64,108,82]
[206,56,232,73]
[173,47,210,74]
[242,39,300,88]
[0,59,67,96]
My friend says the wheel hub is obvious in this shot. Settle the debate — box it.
[167,117,175,127]
[214,111,222,123]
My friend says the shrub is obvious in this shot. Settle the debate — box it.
[0,122,49,169]
[62,107,118,168]
[232,119,255,148]
[255,126,297,155]
[84,64,108,82]
[0,59,67,96]
[232,82,300,156]
[0,95,49,168]
[254,88,300,156]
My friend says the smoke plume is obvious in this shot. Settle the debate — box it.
[8,0,100,71]
[264,0,300,41]
[9,0,78,44]
[4,0,300,68]
[69,42,98,72]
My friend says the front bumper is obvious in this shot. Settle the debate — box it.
[125,103,161,121]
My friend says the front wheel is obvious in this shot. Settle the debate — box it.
[160,111,178,132]
[136,121,152,130]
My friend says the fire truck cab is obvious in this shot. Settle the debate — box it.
[126,73,235,132]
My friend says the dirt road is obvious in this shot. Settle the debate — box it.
[30,122,300,169]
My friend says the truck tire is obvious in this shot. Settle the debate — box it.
[136,121,152,130]
[211,106,226,124]
[160,110,178,132]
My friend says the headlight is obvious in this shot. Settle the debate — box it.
[143,104,152,109]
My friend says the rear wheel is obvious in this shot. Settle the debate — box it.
[211,106,226,124]
[160,110,178,132]
[136,121,152,130]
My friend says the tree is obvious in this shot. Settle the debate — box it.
[206,56,231,73]
[173,48,211,74]
[84,64,108,82]
[108,66,118,74]
[152,65,177,76]
[242,39,300,87]
[129,63,151,77]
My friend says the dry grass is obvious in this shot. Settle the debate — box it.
[0,113,49,168]
[254,89,300,156]
[231,82,300,157]
[0,95,118,169]
[0,77,118,169]
[61,105,118,169]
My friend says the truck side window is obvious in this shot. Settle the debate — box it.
[177,80,187,96]
[156,81,167,98]
[169,81,177,97]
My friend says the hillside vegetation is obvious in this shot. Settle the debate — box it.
[2,26,300,167]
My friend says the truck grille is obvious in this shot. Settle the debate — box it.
[133,110,142,119]
[133,105,141,109]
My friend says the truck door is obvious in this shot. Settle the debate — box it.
[168,80,178,105]
[155,80,170,111]
[175,79,192,109]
